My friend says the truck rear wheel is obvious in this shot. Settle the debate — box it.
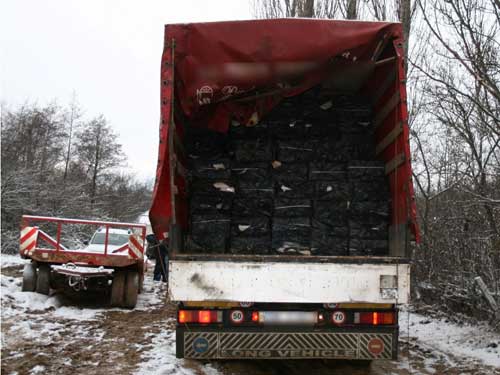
[124,271,139,308]
[36,264,51,295]
[110,270,126,307]
[22,263,37,292]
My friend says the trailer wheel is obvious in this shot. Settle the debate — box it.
[111,271,126,307]
[22,263,37,292]
[36,264,51,295]
[124,271,139,309]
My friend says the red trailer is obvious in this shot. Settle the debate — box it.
[19,215,146,308]
[149,18,420,361]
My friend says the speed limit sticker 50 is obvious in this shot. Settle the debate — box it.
[332,311,346,325]
[230,310,244,323]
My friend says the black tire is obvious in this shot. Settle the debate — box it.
[124,271,139,309]
[36,264,51,295]
[138,272,143,294]
[22,263,37,292]
[110,270,126,307]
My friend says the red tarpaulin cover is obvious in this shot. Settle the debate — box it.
[149,18,420,245]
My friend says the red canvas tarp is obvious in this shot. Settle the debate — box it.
[149,18,419,245]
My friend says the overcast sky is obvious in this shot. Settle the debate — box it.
[1,0,252,180]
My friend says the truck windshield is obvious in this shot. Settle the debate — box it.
[91,233,129,246]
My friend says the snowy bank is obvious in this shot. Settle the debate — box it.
[400,309,500,368]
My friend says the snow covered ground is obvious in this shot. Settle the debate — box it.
[1,253,499,374]
[399,309,499,369]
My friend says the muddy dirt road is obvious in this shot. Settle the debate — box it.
[1,259,499,374]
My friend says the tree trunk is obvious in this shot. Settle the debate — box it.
[299,0,315,17]
[90,127,101,207]
[346,0,357,19]
[398,0,412,73]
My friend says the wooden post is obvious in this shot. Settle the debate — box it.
[474,276,499,320]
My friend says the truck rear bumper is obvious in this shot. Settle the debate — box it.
[176,326,398,360]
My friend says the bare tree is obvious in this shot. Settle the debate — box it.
[75,116,124,206]
[63,93,82,182]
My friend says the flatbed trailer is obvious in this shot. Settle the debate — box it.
[149,18,420,362]
[19,215,146,308]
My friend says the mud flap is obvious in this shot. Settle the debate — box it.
[176,327,398,360]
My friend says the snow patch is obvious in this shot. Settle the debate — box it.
[400,309,500,368]
[1,273,100,321]
[135,328,221,375]
[1,254,29,268]
[30,365,46,374]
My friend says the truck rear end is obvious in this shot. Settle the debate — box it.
[149,18,419,361]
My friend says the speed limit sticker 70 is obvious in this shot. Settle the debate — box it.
[230,310,244,323]
[332,311,346,325]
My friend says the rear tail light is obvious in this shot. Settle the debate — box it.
[178,310,222,324]
[354,311,395,325]
[251,311,259,322]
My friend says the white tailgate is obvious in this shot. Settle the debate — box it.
[169,260,410,304]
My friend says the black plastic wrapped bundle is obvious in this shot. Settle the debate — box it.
[314,140,348,162]
[309,161,346,181]
[232,196,273,217]
[190,194,233,214]
[186,213,230,253]
[189,158,231,180]
[338,134,376,161]
[231,237,271,254]
[350,200,390,219]
[272,216,311,254]
[349,239,388,256]
[232,162,273,190]
[272,161,308,183]
[349,220,388,240]
[266,98,300,120]
[230,121,269,139]
[185,127,228,159]
[351,181,390,202]
[347,160,386,181]
[270,120,311,140]
[274,198,312,217]
[315,181,350,201]
[311,212,349,256]
[276,181,315,199]
[313,201,348,226]
[232,138,273,162]
[231,216,271,237]
[276,139,316,162]
[310,230,349,256]
[311,218,349,237]
[190,179,236,196]
[336,113,372,134]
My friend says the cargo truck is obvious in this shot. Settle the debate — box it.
[149,18,420,361]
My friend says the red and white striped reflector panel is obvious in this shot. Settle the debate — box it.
[128,235,144,259]
[20,226,39,255]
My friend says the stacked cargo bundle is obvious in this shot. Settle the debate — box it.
[185,127,233,253]
[184,89,391,256]
[348,160,390,256]
[230,121,273,254]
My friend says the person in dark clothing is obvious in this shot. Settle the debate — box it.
[146,234,168,282]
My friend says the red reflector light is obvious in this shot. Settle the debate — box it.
[357,312,394,325]
[178,310,193,323]
[199,310,211,324]
[251,311,259,322]
[178,310,221,324]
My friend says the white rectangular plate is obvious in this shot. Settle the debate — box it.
[169,260,410,304]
